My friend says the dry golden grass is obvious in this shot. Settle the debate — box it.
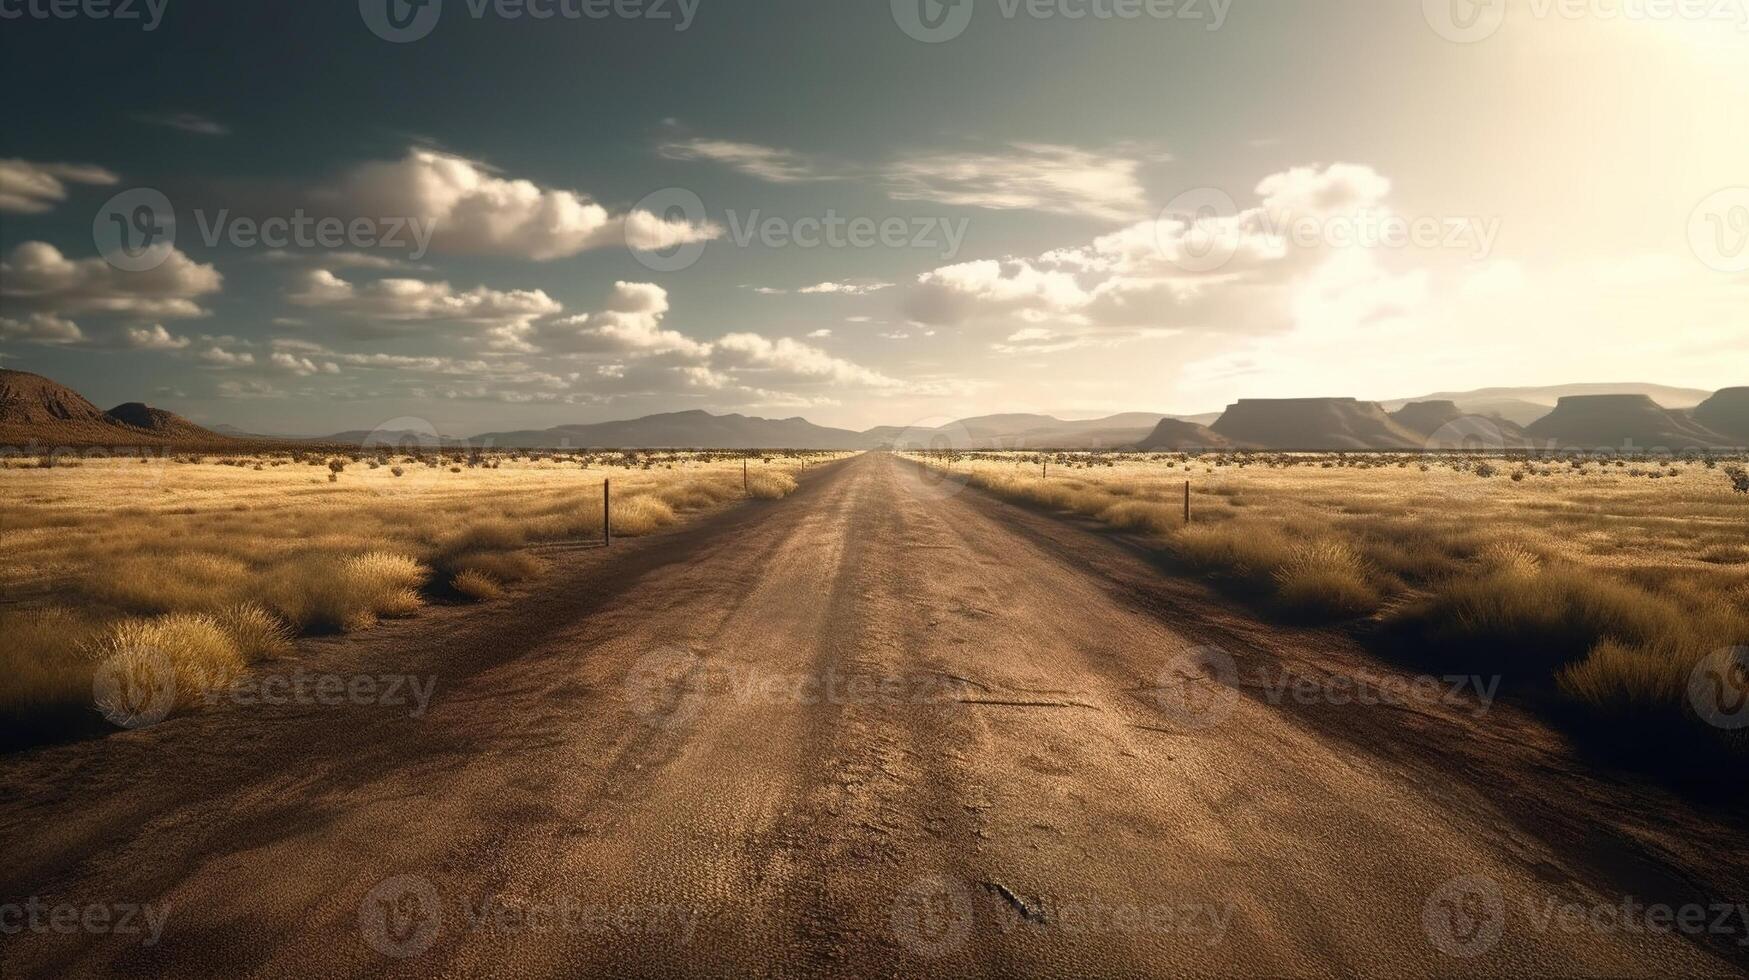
[907,450,1749,743]
[1,451,840,735]
[450,569,504,601]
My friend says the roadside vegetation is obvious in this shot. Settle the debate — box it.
[904,449,1749,762]
[0,449,837,743]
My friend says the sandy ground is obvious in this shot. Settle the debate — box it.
[1,453,1745,978]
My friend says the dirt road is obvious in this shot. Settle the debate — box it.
[2,453,1745,978]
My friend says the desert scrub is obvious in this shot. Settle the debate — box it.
[450,569,504,601]
[1271,540,1380,618]
[84,613,246,714]
[267,552,427,632]
[902,449,1749,750]
[1,451,844,740]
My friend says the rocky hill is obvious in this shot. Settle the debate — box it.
[1136,418,1235,450]
[0,369,235,447]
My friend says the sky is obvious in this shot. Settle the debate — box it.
[1,0,1745,435]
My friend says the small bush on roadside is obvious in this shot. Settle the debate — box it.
[451,569,504,601]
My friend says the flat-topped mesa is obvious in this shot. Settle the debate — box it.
[1210,397,1423,450]
[1524,394,1730,451]
[1692,387,1749,443]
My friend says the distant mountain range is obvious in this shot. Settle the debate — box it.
[1381,382,1714,427]
[3,369,1743,452]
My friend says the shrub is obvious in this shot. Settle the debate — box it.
[451,569,504,601]
[1272,540,1380,618]
[746,471,798,499]
[267,551,426,631]
[82,613,245,715]
[213,603,294,661]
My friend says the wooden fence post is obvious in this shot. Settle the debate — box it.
[604,479,611,547]
[1184,480,1191,525]
[744,458,749,495]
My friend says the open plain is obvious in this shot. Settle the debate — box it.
[2,453,1746,977]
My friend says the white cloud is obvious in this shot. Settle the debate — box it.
[750,280,893,296]
[215,379,283,399]
[260,249,432,272]
[524,280,709,357]
[286,269,562,337]
[198,345,254,367]
[0,160,119,214]
[0,313,85,345]
[806,329,832,338]
[0,242,222,320]
[124,324,190,350]
[713,333,904,388]
[667,136,1155,221]
[317,148,718,261]
[270,351,341,376]
[904,162,1420,340]
[659,139,826,183]
[885,143,1150,221]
